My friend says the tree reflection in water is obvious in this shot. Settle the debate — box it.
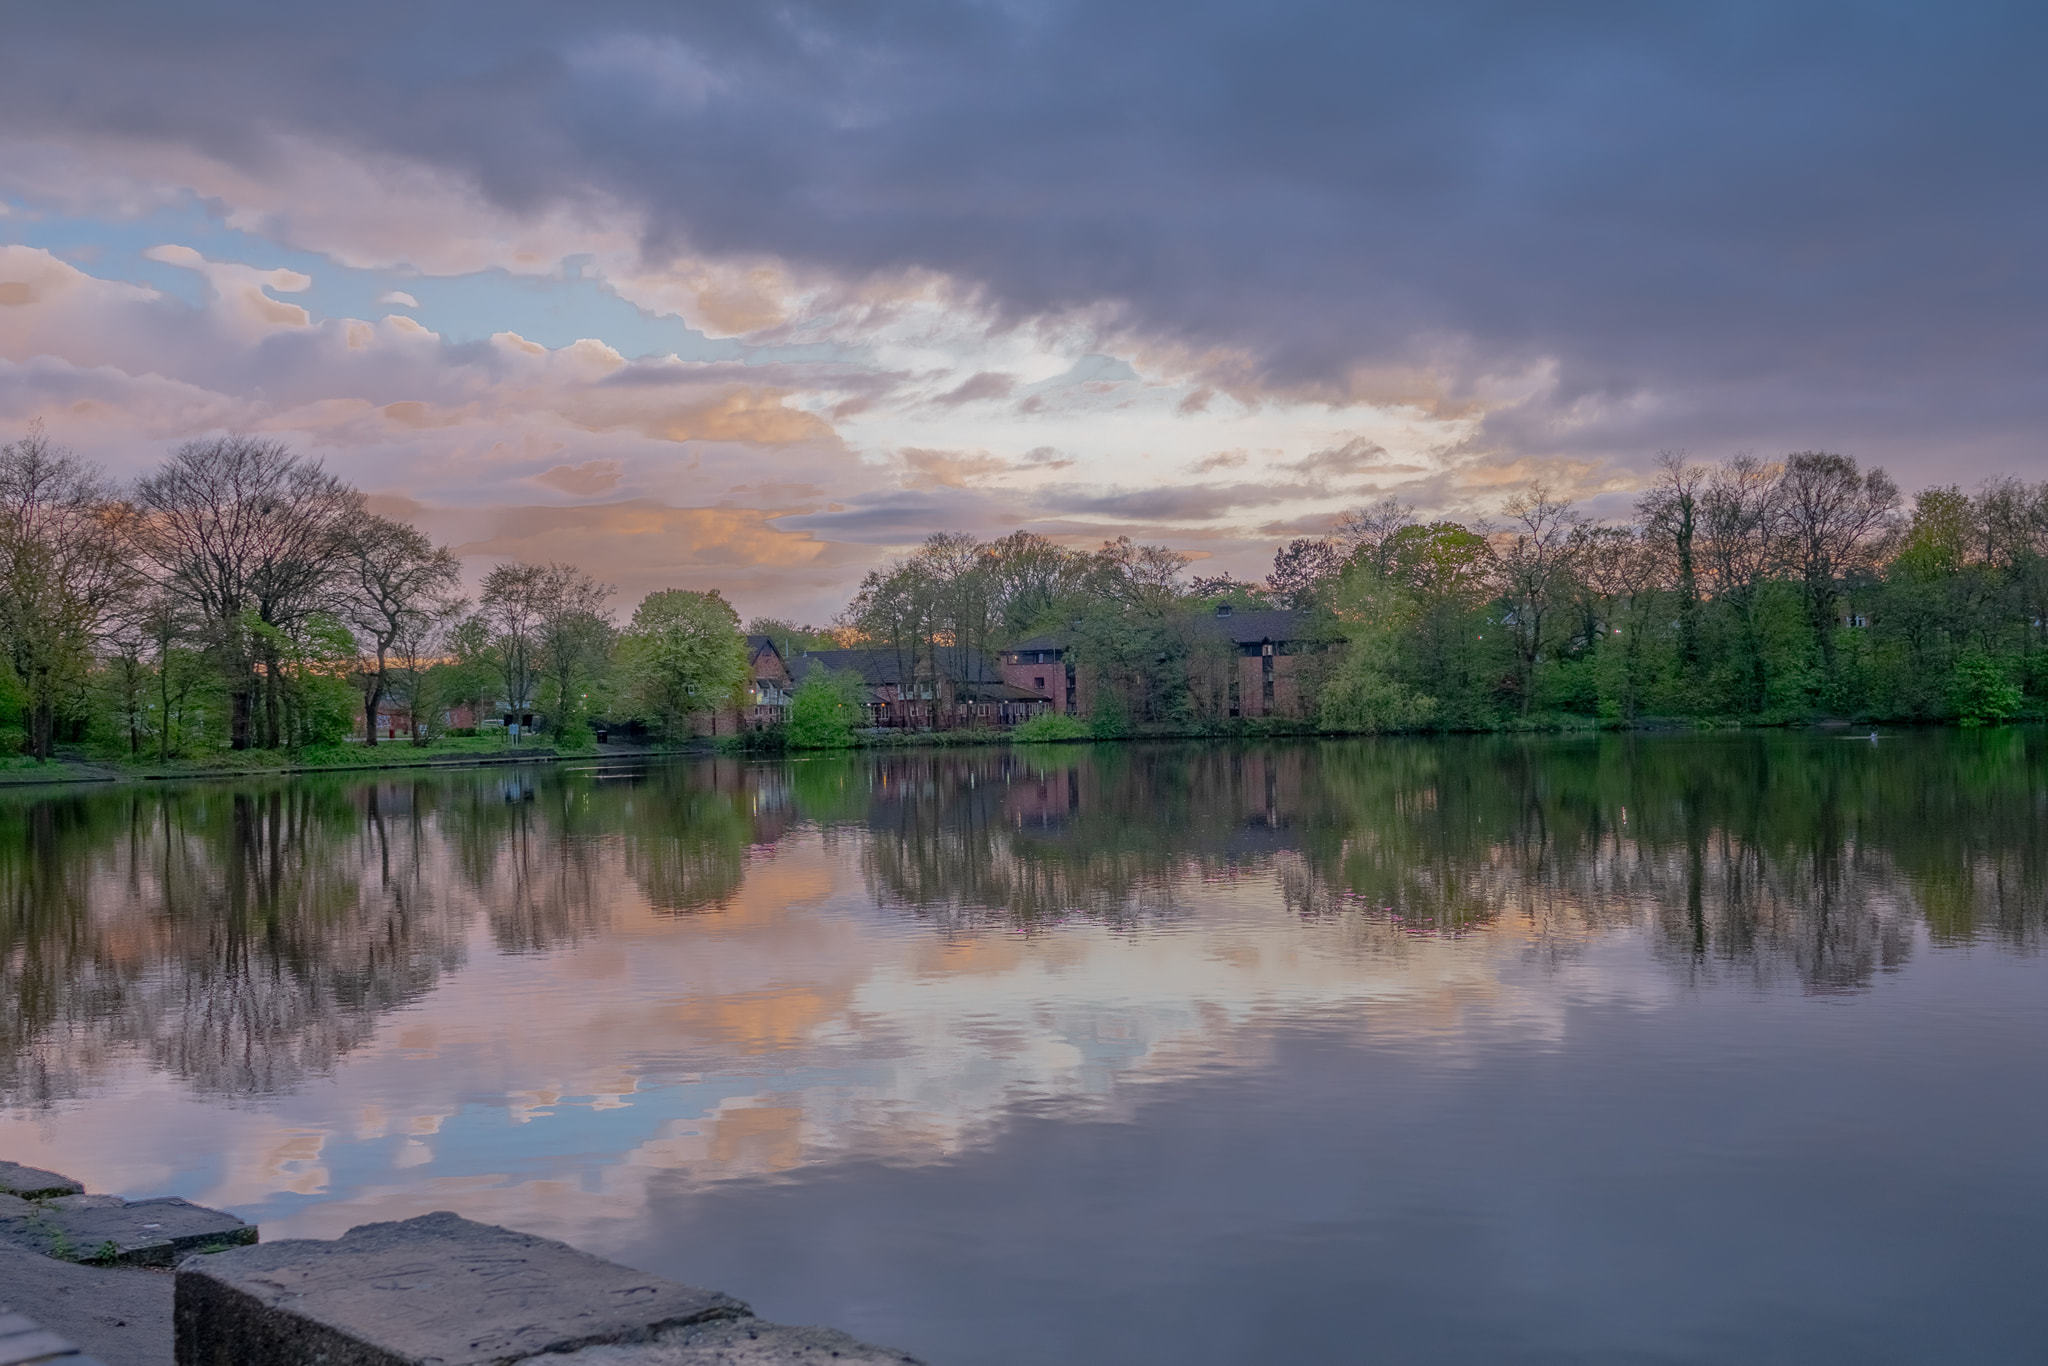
[1,731,2042,1105]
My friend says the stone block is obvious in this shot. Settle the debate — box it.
[535,1318,926,1364]
[174,1211,744,1366]
[0,1164,82,1201]
[0,1195,256,1268]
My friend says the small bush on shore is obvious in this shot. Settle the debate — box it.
[1012,713,1089,744]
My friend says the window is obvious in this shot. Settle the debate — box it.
[1034,675,1045,689]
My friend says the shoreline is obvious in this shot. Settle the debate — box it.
[0,743,710,791]
[0,715,2017,791]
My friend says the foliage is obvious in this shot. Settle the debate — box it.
[1950,650,2023,727]
[1319,565,1438,733]
[787,668,864,748]
[615,589,748,738]
[1011,712,1089,743]
[21,423,2048,757]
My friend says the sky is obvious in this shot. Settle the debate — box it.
[2,1,2044,622]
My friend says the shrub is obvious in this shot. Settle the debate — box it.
[787,669,864,749]
[1950,649,2023,727]
[1010,713,1089,744]
[1087,688,1131,739]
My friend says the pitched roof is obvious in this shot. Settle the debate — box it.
[791,646,1004,687]
[1196,607,1314,645]
[1008,606,1317,653]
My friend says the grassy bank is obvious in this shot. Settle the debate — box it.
[728,709,1649,755]
[0,733,702,788]
[732,708,1943,755]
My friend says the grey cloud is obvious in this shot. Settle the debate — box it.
[1039,481,1322,521]
[931,371,1016,405]
[6,3,2048,484]
[1281,437,1388,478]
[770,490,1014,543]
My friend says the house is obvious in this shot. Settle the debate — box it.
[741,634,794,727]
[1001,603,1324,720]
[353,698,536,741]
[791,645,1052,729]
[692,635,797,736]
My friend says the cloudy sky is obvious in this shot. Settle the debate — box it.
[2,1,2043,620]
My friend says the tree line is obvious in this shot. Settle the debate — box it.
[0,429,751,759]
[5,425,2047,762]
[824,448,2048,732]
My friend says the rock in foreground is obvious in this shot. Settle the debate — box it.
[545,1318,924,1364]
[178,1212,760,1366]
[0,1195,254,1269]
[0,1163,83,1201]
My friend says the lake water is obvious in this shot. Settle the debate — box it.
[3,734,2046,1363]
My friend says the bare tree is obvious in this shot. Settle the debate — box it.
[527,564,613,730]
[914,531,990,689]
[1570,523,1659,719]
[1698,455,1783,711]
[1777,451,1900,676]
[979,530,1088,639]
[1637,450,1705,666]
[1333,497,1417,571]
[1975,477,2048,650]
[0,428,135,758]
[1495,485,1583,713]
[132,436,356,749]
[474,563,549,726]
[341,515,460,745]
[1266,538,1344,609]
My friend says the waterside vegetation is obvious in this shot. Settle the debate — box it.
[6,424,2048,772]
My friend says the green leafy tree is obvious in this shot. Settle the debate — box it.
[616,589,749,739]
[1950,649,2022,726]
[787,668,864,748]
[1319,563,1437,733]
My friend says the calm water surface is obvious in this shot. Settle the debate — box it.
[3,734,2046,1363]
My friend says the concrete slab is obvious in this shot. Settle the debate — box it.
[173,1212,744,1366]
[0,1197,255,1269]
[532,1318,925,1364]
[0,1164,83,1201]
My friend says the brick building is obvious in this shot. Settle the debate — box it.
[1000,604,1324,720]
[691,634,796,735]
[791,646,1051,729]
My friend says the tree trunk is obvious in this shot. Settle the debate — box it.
[1808,576,1838,681]
[29,695,53,761]
[231,687,252,751]
[363,677,382,747]
[1676,556,1699,668]
[262,644,283,749]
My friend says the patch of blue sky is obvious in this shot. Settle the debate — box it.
[403,260,734,360]
[0,193,758,363]
[218,1061,888,1224]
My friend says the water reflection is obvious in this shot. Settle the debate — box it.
[2,733,2044,1112]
